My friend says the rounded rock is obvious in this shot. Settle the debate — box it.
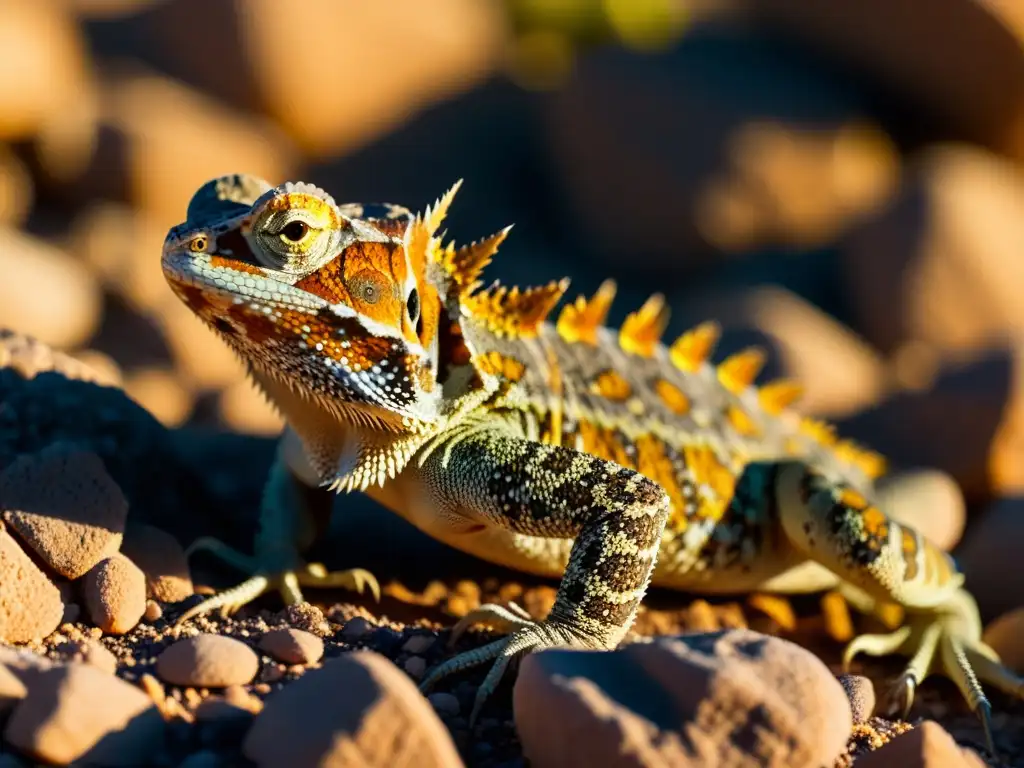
[837,674,875,725]
[82,553,147,635]
[982,607,1024,674]
[242,650,462,768]
[515,629,853,768]
[0,447,127,580]
[119,522,193,603]
[257,628,324,666]
[3,662,164,766]
[0,527,63,644]
[855,720,985,768]
[156,635,259,688]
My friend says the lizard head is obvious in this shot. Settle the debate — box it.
[161,175,442,432]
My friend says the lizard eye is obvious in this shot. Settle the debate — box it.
[189,234,209,253]
[279,220,310,243]
[406,288,420,324]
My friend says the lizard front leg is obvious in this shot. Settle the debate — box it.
[774,461,1023,755]
[176,432,379,624]
[416,417,670,722]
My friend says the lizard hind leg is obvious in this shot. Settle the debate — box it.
[773,461,1017,756]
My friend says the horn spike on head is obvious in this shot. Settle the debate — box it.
[557,279,617,345]
[441,225,512,296]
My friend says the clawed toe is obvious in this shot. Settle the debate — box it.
[299,564,381,602]
[421,619,598,725]
[448,602,536,647]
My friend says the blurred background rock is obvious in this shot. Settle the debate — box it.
[2,0,1024,604]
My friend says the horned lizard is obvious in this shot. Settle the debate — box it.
[160,174,1022,749]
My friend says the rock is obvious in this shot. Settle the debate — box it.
[837,348,1024,499]
[427,692,460,718]
[0,1,94,142]
[0,330,110,385]
[218,378,285,436]
[144,600,163,623]
[156,635,259,688]
[982,607,1024,674]
[119,522,193,604]
[0,145,32,227]
[547,29,885,275]
[402,634,436,655]
[142,0,504,157]
[403,656,426,680]
[258,628,324,666]
[340,616,374,642]
[52,639,118,675]
[242,651,463,768]
[0,447,128,580]
[121,367,194,428]
[3,662,165,766]
[873,469,966,551]
[0,527,63,644]
[855,720,985,768]
[843,146,1024,358]
[514,629,852,768]
[0,663,28,719]
[69,70,294,227]
[279,603,330,637]
[954,498,1024,620]
[689,286,887,419]
[0,229,102,350]
[83,554,147,635]
[747,0,1024,163]
[837,674,875,725]
[67,203,170,314]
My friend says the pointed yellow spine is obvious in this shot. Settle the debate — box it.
[799,417,838,447]
[441,226,512,296]
[407,179,463,277]
[619,293,669,358]
[669,321,721,372]
[717,347,766,394]
[757,379,804,415]
[834,440,888,479]
[557,279,617,345]
[463,279,570,339]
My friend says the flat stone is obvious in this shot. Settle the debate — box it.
[156,635,259,688]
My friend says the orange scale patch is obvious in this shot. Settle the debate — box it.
[654,379,690,416]
[838,488,870,511]
[726,405,762,438]
[209,255,263,275]
[635,435,687,530]
[859,506,889,543]
[578,421,634,470]
[682,444,736,523]
[590,369,632,401]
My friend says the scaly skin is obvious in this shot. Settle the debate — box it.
[161,174,1022,751]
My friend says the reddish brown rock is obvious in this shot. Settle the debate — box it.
[0,662,27,719]
[3,662,164,766]
[242,651,463,768]
[258,628,324,666]
[82,554,147,635]
[514,630,852,768]
[837,674,875,725]
[855,721,985,768]
[119,522,193,604]
[982,607,1024,674]
[0,447,127,580]
[0,229,102,351]
[156,635,259,688]
[843,146,1024,358]
[0,527,63,644]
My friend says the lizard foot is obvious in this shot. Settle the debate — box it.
[176,537,379,625]
[420,605,606,725]
[842,591,1023,757]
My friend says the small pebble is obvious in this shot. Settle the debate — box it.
[82,553,147,635]
[280,603,330,637]
[402,634,435,655]
[403,656,426,679]
[427,692,460,718]
[156,635,259,688]
[144,600,163,623]
[339,616,373,641]
[258,627,324,666]
[838,674,876,724]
